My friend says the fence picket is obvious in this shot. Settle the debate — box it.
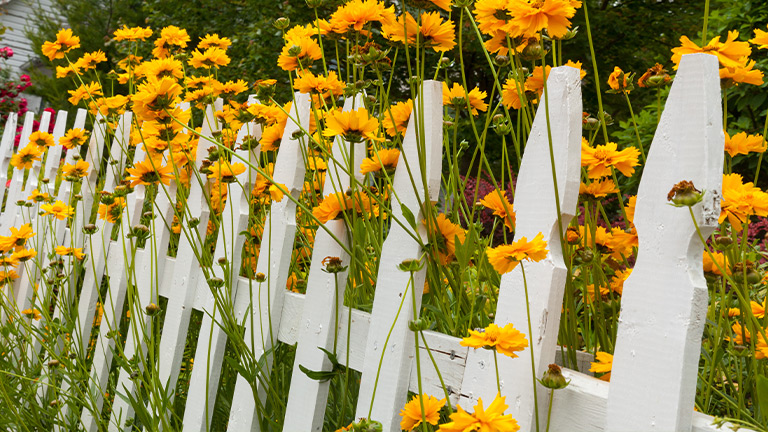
[606,53,723,431]
[283,94,366,431]
[0,112,18,207]
[457,66,582,431]
[354,80,443,431]
[2,111,36,232]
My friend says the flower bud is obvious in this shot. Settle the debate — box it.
[667,180,703,207]
[274,17,291,30]
[255,272,266,282]
[398,258,424,272]
[145,303,161,316]
[540,364,568,389]
[83,224,98,235]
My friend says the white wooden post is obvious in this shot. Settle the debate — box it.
[0,111,18,209]
[354,80,443,431]
[283,94,366,431]
[225,93,311,430]
[457,66,582,432]
[606,53,723,431]
[2,111,35,232]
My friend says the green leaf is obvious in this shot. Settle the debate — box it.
[400,204,418,230]
[756,374,768,421]
[298,364,337,382]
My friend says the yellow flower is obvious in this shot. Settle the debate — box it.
[1,224,35,252]
[486,233,548,274]
[442,82,488,115]
[125,159,175,187]
[62,160,90,179]
[439,394,520,432]
[144,57,185,81]
[480,189,515,231]
[98,197,126,224]
[501,77,526,110]
[399,394,446,431]
[189,47,231,69]
[323,107,382,143]
[132,77,183,120]
[277,36,323,71]
[113,25,152,42]
[0,270,19,287]
[207,160,246,182]
[382,99,413,137]
[28,189,51,203]
[751,26,768,49]
[671,31,752,69]
[428,214,466,265]
[198,33,232,50]
[461,323,528,358]
[703,251,729,276]
[41,28,81,61]
[327,0,395,34]
[751,298,766,319]
[724,131,766,157]
[720,59,764,86]
[564,60,587,79]
[73,50,107,71]
[524,65,552,97]
[589,351,613,381]
[360,148,400,175]
[68,81,103,106]
[21,308,42,321]
[312,191,380,223]
[474,0,516,36]
[607,66,632,93]
[55,245,85,260]
[41,201,75,220]
[56,64,79,78]
[11,248,36,263]
[61,129,89,151]
[507,0,577,39]
[215,79,250,97]
[382,11,456,52]
[28,131,55,148]
[11,144,43,170]
[581,141,641,179]
[719,173,768,231]
[293,70,346,99]
[159,25,190,47]
[609,268,631,295]
[579,179,619,198]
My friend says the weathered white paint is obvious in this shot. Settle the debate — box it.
[606,53,723,432]
[354,80,443,431]
[458,66,582,432]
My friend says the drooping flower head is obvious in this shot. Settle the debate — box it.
[581,141,641,179]
[671,31,752,69]
[486,232,548,274]
[480,189,515,231]
[399,394,446,431]
[461,323,529,358]
[323,107,382,143]
[41,28,81,61]
[443,82,488,116]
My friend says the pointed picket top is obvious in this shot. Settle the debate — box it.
[355,80,443,431]
[2,112,36,231]
[0,111,18,206]
[456,66,582,431]
[606,53,723,432]
[283,94,366,432]
[42,110,70,187]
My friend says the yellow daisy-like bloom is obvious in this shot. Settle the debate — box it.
[11,248,36,263]
[328,0,394,34]
[565,60,587,79]
[751,26,768,49]
[28,189,51,203]
[589,351,613,382]
[89,95,130,117]
[132,77,183,120]
[125,158,175,187]
[189,47,231,69]
[293,70,346,99]
[443,82,488,115]
[198,33,232,50]
[207,160,246,182]
[524,65,552,97]
[501,77,526,110]
[0,269,19,287]
[98,197,126,224]
[474,0,515,36]
[323,107,382,143]
[719,173,768,231]
[609,268,631,295]
[144,57,185,81]
[461,323,529,358]
[1,224,35,252]
[62,160,90,179]
[607,66,631,93]
[68,81,103,106]
[41,28,81,61]
[73,50,107,71]
[56,64,79,78]
[720,59,764,86]
[486,232,548,274]
[480,189,515,231]
[579,179,619,198]
[251,168,286,205]
[312,191,380,224]
[21,308,42,320]
[751,298,766,319]
[113,25,152,42]
[159,25,190,47]
[360,148,400,175]
[425,0,451,11]
[671,31,752,69]
[11,144,43,170]
[438,393,520,432]
[382,99,413,136]
[260,123,285,151]
[584,283,610,304]
[581,141,641,179]
[426,213,466,265]
[215,79,250,97]
[703,251,729,276]
[28,131,54,148]
[605,227,637,260]
[724,131,766,157]
[507,0,577,39]
[277,36,323,71]
[41,200,75,220]
[55,245,85,260]
[399,394,446,431]
[382,11,456,52]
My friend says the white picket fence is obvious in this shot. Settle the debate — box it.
[0,53,744,432]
